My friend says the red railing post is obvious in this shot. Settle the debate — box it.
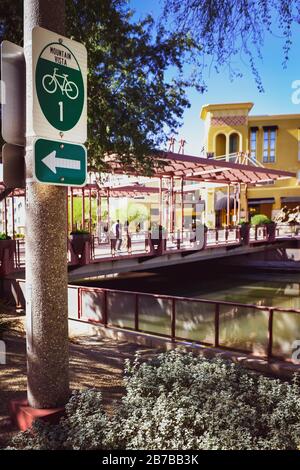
[78,287,81,319]
[176,229,181,250]
[70,285,300,363]
[214,303,220,347]
[267,308,274,360]
[135,293,139,331]
[16,240,20,269]
[171,298,176,341]
[103,289,108,326]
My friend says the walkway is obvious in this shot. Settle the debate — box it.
[0,306,158,448]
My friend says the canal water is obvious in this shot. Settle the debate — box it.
[75,264,300,360]
[78,265,300,310]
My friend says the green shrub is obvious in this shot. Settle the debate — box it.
[14,233,25,239]
[9,351,300,450]
[10,389,108,450]
[70,229,90,235]
[238,220,249,226]
[250,214,272,226]
[0,233,11,240]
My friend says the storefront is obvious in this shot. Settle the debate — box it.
[248,198,275,219]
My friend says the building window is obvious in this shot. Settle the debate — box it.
[249,127,258,160]
[215,133,226,157]
[229,133,239,154]
[263,127,277,163]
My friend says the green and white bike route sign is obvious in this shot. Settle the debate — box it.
[32,27,87,143]
[33,138,87,187]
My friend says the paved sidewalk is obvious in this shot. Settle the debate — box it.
[0,308,158,448]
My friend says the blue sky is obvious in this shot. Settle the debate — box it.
[130,0,300,155]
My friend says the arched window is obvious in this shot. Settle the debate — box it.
[229,133,239,154]
[215,133,226,157]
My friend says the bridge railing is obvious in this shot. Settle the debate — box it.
[10,223,300,271]
[205,227,241,246]
[15,239,25,270]
[76,285,300,364]
[91,230,153,260]
[275,224,300,238]
[249,225,268,242]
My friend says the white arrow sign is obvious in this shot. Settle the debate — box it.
[42,150,81,174]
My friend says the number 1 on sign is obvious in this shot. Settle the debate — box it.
[59,101,63,122]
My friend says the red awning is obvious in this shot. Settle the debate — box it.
[69,184,165,197]
[105,152,295,184]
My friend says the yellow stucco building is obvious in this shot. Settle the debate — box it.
[200,102,300,226]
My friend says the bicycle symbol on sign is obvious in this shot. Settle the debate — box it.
[42,68,79,100]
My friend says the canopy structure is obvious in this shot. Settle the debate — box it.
[0,150,296,237]
[105,152,295,184]
[69,184,165,198]
[0,183,25,199]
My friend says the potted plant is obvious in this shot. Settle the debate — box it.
[149,224,166,253]
[0,233,11,241]
[250,214,276,242]
[0,233,16,275]
[238,220,250,244]
[69,229,91,256]
[286,206,300,235]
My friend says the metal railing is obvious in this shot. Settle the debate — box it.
[276,224,300,238]
[77,285,300,363]
[10,223,300,271]
[15,239,25,269]
[213,151,265,168]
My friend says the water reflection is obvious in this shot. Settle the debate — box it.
[77,268,300,308]
[75,266,300,359]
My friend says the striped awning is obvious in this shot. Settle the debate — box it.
[281,197,300,203]
[248,198,275,205]
[215,196,235,211]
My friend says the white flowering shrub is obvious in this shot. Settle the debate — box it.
[9,350,300,450]
[10,389,109,450]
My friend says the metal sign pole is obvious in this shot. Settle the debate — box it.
[24,0,69,409]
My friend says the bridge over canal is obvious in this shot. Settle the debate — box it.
[0,151,298,279]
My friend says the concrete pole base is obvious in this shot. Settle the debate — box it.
[9,397,65,431]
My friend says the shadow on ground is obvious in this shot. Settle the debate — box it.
[0,316,159,448]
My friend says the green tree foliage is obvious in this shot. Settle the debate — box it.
[0,0,202,173]
[163,0,300,91]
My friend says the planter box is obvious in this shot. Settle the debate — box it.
[0,239,16,275]
[239,224,250,245]
[266,222,276,242]
[69,233,91,256]
[0,239,16,253]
